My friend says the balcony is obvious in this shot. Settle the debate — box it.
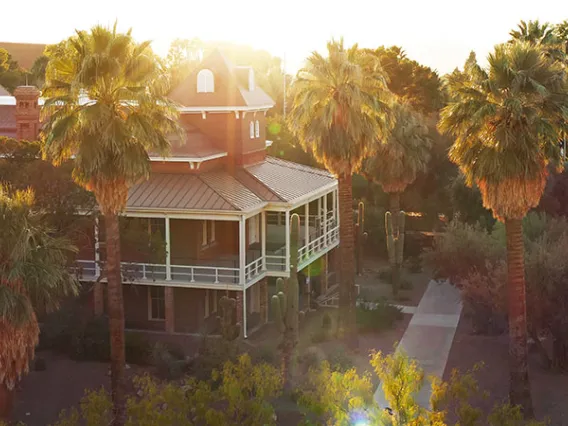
[72,189,339,289]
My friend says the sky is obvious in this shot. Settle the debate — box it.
[1,0,567,75]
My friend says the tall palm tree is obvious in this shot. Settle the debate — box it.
[510,20,565,62]
[288,39,392,344]
[363,101,431,293]
[439,42,568,416]
[41,25,182,425]
[0,187,78,421]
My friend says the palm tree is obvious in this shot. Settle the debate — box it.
[363,101,431,293]
[288,39,392,345]
[0,187,78,421]
[439,41,568,416]
[41,25,182,425]
[510,20,565,62]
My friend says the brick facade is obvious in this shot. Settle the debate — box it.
[14,86,40,141]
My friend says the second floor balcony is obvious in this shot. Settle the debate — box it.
[73,188,339,290]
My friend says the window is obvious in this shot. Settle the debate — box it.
[248,215,259,245]
[197,69,215,93]
[255,120,260,138]
[202,220,216,247]
[249,121,255,138]
[148,287,165,320]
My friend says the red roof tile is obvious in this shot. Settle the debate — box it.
[0,105,16,136]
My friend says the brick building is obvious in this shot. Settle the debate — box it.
[0,50,340,338]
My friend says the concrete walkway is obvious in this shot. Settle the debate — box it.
[375,279,462,408]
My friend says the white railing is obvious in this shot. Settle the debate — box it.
[298,226,339,262]
[170,264,239,284]
[266,254,286,272]
[245,257,264,281]
[70,260,98,278]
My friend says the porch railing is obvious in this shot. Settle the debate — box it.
[245,257,264,281]
[298,226,339,262]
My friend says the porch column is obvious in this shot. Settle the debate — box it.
[165,286,175,333]
[239,216,246,285]
[93,216,104,316]
[333,189,339,228]
[304,203,309,252]
[317,198,322,231]
[323,193,328,246]
[261,211,267,271]
[165,216,171,281]
[285,210,290,273]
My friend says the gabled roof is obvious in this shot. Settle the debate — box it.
[243,157,336,204]
[0,42,46,70]
[127,172,265,213]
[169,49,275,109]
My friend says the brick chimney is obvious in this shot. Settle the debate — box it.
[14,86,41,141]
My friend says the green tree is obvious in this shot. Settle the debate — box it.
[41,24,182,425]
[363,101,431,218]
[288,39,392,346]
[438,41,568,416]
[509,20,566,62]
[0,187,78,421]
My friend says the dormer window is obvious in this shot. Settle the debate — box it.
[255,120,260,138]
[248,69,255,91]
[197,69,215,93]
[249,121,255,138]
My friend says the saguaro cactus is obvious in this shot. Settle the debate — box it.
[217,295,240,341]
[385,211,405,296]
[271,213,302,386]
[355,201,368,276]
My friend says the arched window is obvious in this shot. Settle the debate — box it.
[255,120,260,138]
[249,121,255,138]
[197,69,215,93]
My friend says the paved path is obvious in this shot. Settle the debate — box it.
[375,279,462,408]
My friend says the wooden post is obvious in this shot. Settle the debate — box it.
[165,217,171,281]
[285,210,290,273]
[261,211,267,271]
[323,193,328,245]
[304,203,309,251]
[239,216,246,285]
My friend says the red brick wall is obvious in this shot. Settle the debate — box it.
[173,287,206,333]
[123,285,165,331]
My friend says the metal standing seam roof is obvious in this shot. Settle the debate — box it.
[127,172,265,213]
[244,157,337,204]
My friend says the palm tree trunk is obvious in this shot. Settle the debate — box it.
[0,383,13,422]
[389,192,401,297]
[389,192,401,229]
[337,173,358,349]
[505,218,534,417]
[105,212,127,426]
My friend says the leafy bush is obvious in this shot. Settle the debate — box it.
[423,220,505,283]
[40,307,152,365]
[191,335,241,381]
[298,350,546,426]
[151,342,190,380]
[54,354,282,426]
[356,301,403,333]
[327,347,353,372]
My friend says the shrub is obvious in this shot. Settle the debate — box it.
[356,301,403,333]
[192,335,241,381]
[54,354,282,426]
[327,348,353,372]
[423,220,505,283]
[151,342,190,380]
